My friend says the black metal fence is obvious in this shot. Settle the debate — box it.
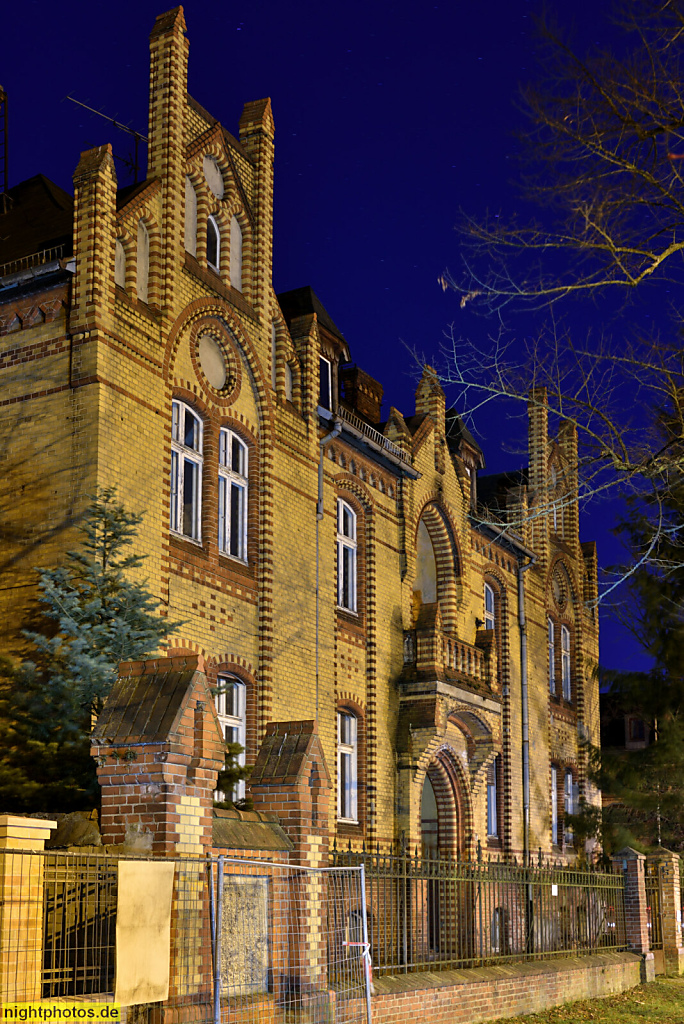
[331,843,628,976]
[645,861,663,952]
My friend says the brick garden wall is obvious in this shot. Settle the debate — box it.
[371,952,643,1024]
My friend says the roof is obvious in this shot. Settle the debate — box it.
[0,175,73,265]
[445,410,484,465]
[92,666,198,745]
[250,720,331,786]
[477,468,528,514]
[277,285,347,346]
[212,808,293,851]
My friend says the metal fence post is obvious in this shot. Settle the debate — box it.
[213,856,224,1024]
[359,864,373,1024]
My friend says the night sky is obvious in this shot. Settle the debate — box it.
[2,0,650,673]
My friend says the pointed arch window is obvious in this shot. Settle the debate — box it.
[137,220,149,302]
[561,625,572,700]
[207,215,220,272]
[484,582,495,630]
[230,215,243,291]
[337,499,357,612]
[170,400,203,541]
[548,617,555,694]
[185,177,197,256]
[115,239,126,289]
[218,428,248,561]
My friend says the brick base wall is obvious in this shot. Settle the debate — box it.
[371,952,643,1024]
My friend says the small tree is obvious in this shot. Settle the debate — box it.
[0,489,180,811]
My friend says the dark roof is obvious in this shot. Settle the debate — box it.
[92,666,197,744]
[445,410,484,462]
[212,809,293,851]
[277,285,347,345]
[0,175,73,265]
[477,468,528,514]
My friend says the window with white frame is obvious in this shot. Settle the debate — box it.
[551,765,558,845]
[230,216,243,291]
[319,355,332,410]
[564,768,578,844]
[548,618,555,694]
[214,675,246,803]
[561,625,571,700]
[484,582,495,631]
[487,755,500,838]
[170,400,203,541]
[337,710,358,821]
[337,499,357,612]
[207,215,220,272]
[218,428,248,561]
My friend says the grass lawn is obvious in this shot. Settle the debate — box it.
[486,977,684,1023]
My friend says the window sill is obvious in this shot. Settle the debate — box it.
[337,605,359,617]
[169,529,204,549]
[219,551,249,567]
[337,817,360,826]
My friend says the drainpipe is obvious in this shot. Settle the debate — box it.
[315,418,342,723]
[517,553,536,867]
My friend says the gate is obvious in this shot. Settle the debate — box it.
[645,861,664,971]
[207,857,372,1024]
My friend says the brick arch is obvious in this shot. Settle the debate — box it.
[135,211,162,308]
[164,299,275,439]
[414,499,462,632]
[419,746,472,857]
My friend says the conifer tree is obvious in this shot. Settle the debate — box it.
[0,489,179,811]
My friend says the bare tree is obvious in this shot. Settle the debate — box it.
[441,0,684,315]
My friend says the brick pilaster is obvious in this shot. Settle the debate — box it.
[238,98,275,321]
[612,847,655,982]
[647,850,684,976]
[70,143,117,336]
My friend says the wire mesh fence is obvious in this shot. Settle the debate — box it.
[0,850,371,1024]
[331,842,628,976]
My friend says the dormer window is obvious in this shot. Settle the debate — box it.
[320,356,332,411]
[207,216,220,272]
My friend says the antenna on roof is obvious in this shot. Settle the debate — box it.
[66,95,148,184]
[0,86,9,213]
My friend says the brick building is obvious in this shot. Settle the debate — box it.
[0,6,599,863]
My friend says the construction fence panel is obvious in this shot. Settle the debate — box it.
[0,850,371,1024]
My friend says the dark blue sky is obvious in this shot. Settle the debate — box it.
[2,0,649,672]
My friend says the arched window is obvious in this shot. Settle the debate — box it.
[561,625,571,700]
[337,710,358,821]
[214,674,246,803]
[230,215,243,291]
[564,768,578,845]
[218,428,248,561]
[285,361,294,402]
[484,582,495,630]
[548,617,555,694]
[414,519,437,605]
[486,755,500,838]
[207,215,220,272]
[170,400,203,541]
[115,238,126,289]
[184,177,197,256]
[337,499,357,612]
[137,220,149,302]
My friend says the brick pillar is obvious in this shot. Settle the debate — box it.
[0,815,57,1001]
[91,656,225,855]
[70,143,118,337]
[249,722,332,1008]
[612,846,655,982]
[238,98,275,320]
[647,850,684,976]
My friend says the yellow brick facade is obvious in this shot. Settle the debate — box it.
[0,7,599,863]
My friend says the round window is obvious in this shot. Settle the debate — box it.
[198,334,227,390]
